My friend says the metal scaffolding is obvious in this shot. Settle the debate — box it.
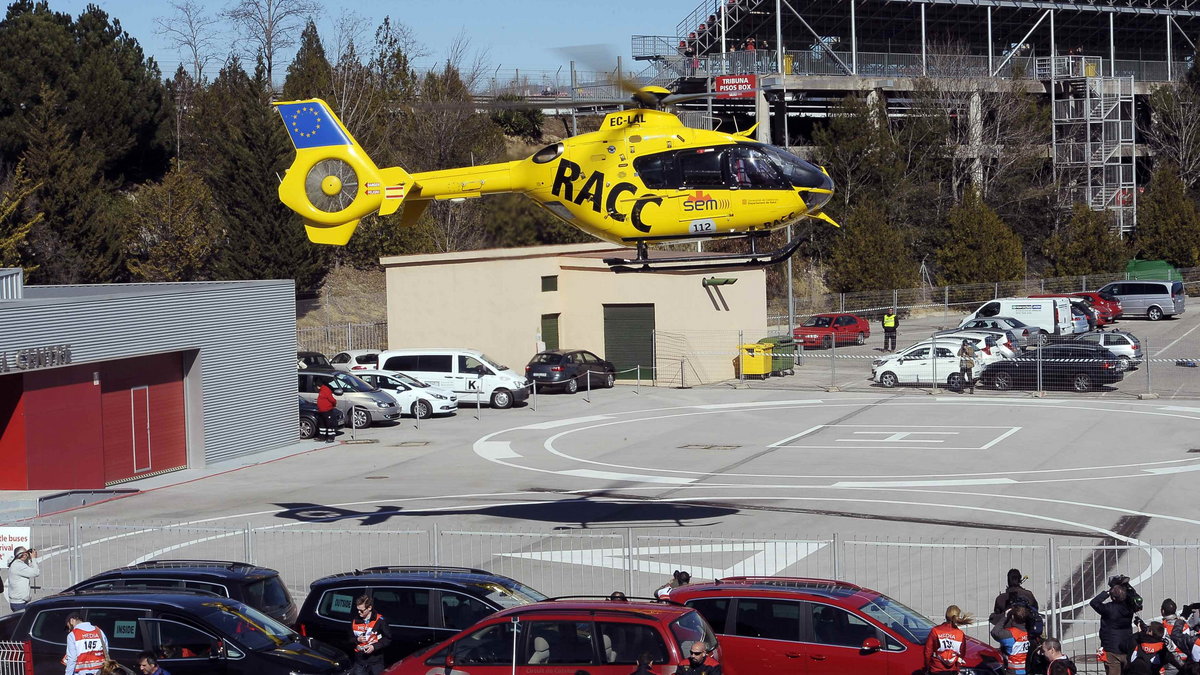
[1038,56,1137,233]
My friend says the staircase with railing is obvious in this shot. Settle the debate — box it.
[1040,55,1136,234]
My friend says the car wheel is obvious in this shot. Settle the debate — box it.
[413,400,432,419]
[948,372,964,391]
[822,335,834,349]
[351,407,371,429]
[602,372,615,388]
[1147,306,1163,321]
[856,332,866,345]
[1072,373,1093,392]
[299,416,317,439]
[565,378,579,394]
[1116,355,1131,372]
[1037,331,1049,345]
[491,389,514,409]
[993,371,1013,391]
[879,371,898,388]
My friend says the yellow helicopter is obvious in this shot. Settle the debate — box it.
[274,86,838,272]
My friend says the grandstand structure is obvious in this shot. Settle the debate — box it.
[633,0,1200,231]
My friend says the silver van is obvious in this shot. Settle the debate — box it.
[1096,280,1186,321]
[297,369,402,428]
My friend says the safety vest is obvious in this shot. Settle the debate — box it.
[352,613,384,652]
[1046,655,1077,675]
[883,314,897,328]
[999,626,1029,673]
[1133,639,1166,665]
[927,623,965,672]
[68,625,106,672]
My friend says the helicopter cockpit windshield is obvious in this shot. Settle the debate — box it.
[755,144,832,190]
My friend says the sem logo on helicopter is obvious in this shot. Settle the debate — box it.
[682,191,727,212]
[552,158,661,233]
[609,112,645,127]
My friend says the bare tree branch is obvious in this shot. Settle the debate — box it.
[1144,82,1200,190]
[155,0,223,81]
[223,0,321,86]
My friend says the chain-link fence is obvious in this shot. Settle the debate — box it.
[4,520,1198,672]
[295,322,388,356]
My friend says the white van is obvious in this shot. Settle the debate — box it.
[376,348,531,408]
[960,297,1073,335]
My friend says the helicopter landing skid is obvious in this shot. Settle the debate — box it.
[604,234,804,274]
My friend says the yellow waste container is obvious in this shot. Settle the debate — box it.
[1085,62,1098,77]
[738,343,773,379]
[783,54,794,75]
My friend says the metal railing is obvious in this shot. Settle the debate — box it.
[296,321,388,355]
[4,519,1199,670]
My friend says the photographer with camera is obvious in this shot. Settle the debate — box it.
[1090,575,1142,675]
[6,545,40,612]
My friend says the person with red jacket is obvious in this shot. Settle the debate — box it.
[63,612,108,675]
[316,381,338,442]
[991,604,1031,674]
[925,605,973,673]
[351,595,393,675]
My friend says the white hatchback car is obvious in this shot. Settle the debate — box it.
[354,369,458,418]
[871,336,1006,388]
[329,349,382,372]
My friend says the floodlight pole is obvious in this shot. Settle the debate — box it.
[1167,15,1173,81]
[1110,13,1116,76]
[921,4,927,76]
[776,0,784,74]
[987,8,993,74]
[850,0,858,75]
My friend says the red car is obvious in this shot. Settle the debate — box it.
[1030,293,1114,327]
[792,313,871,348]
[1069,291,1123,321]
[664,577,1003,675]
[382,598,720,675]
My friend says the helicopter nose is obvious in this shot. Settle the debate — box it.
[802,172,834,212]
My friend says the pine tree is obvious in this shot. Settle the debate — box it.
[1135,164,1200,267]
[193,56,330,291]
[936,189,1024,284]
[281,20,331,101]
[0,161,41,273]
[123,162,225,281]
[20,85,122,283]
[1043,204,1128,276]
[825,204,918,292]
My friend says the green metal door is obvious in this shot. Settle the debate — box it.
[540,313,560,351]
[602,304,655,380]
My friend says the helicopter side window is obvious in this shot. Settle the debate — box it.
[677,147,727,189]
[728,147,788,189]
[633,152,678,190]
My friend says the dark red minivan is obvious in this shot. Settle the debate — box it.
[665,577,1003,675]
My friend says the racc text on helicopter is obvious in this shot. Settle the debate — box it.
[274,88,838,273]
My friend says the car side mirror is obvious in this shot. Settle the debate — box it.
[444,651,456,675]
[861,637,882,652]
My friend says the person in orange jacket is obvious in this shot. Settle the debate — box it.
[925,605,973,673]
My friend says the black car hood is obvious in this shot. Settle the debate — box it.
[253,639,346,673]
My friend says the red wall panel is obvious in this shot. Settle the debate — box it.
[100,353,187,484]
[23,367,105,489]
[0,374,28,489]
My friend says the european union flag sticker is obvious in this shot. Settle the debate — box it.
[277,101,352,149]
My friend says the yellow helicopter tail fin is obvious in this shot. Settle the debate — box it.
[274,99,415,245]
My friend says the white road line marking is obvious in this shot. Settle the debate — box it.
[475,441,521,460]
[497,541,827,578]
[693,400,822,410]
[1154,319,1200,356]
[767,425,824,447]
[1159,406,1200,414]
[559,469,695,484]
[980,426,1023,450]
[832,478,1019,487]
[935,397,1075,403]
[1143,464,1200,475]
[518,416,614,430]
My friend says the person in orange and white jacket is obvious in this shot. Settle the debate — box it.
[63,612,108,675]
[925,605,973,674]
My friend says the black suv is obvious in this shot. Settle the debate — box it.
[297,566,547,666]
[65,560,299,626]
[3,590,346,675]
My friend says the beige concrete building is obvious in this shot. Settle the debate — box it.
[380,243,768,385]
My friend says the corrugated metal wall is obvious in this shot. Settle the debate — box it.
[0,281,295,465]
[0,268,23,300]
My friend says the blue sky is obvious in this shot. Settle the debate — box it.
[42,0,690,83]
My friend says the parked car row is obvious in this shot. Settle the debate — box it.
[0,561,1004,675]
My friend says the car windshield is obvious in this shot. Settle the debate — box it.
[333,372,376,393]
[479,354,507,371]
[802,316,833,327]
[670,610,718,654]
[857,595,935,645]
[195,601,297,652]
[463,581,548,608]
[391,372,430,387]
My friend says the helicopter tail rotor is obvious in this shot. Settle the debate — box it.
[274,99,414,245]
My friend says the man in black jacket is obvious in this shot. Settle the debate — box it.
[1091,581,1137,675]
[351,595,394,675]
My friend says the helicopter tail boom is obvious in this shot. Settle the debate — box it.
[275,99,415,245]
